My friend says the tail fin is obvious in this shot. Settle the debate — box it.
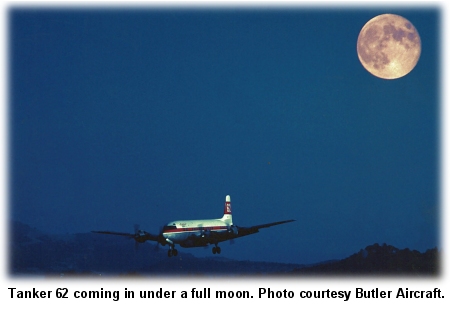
[221,195,233,224]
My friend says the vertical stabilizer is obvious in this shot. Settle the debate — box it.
[222,195,232,224]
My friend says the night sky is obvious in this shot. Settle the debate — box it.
[8,6,440,265]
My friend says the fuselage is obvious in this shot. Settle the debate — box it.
[161,195,233,248]
[162,218,229,246]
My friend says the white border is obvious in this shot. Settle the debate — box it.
[2,1,448,309]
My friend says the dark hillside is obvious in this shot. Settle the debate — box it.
[293,243,439,275]
[9,221,439,276]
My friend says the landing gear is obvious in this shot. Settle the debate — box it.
[212,246,221,254]
[168,248,178,257]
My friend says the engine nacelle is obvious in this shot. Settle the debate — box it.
[201,229,211,237]
[229,225,238,235]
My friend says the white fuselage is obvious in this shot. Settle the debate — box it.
[162,218,229,243]
[161,195,234,248]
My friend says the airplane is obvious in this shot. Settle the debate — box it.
[92,195,295,257]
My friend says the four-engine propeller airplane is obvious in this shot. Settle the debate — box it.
[92,195,295,257]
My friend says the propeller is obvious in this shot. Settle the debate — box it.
[228,225,238,245]
[228,225,239,235]
[153,226,165,252]
[134,224,141,252]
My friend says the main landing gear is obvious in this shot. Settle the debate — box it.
[212,245,221,254]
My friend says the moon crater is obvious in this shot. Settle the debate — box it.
[357,14,421,79]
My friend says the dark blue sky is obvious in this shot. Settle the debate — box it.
[9,7,440,264]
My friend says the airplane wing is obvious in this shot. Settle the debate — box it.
[194,219,295,244]
[175,219,295,248]
[92,220,295,248]
[231,219,295,239]
[91,230,160,243]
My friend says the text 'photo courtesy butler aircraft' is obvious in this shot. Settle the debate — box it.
[92,195,295,257]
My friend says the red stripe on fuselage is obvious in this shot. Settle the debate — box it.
[163,226,228,233]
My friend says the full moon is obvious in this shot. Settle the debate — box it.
[357,14,421,79]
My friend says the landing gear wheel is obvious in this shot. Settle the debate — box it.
[216,247,221,254]
[173,249,178,256]
[212,247,217,254]
[168,249,173,257]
